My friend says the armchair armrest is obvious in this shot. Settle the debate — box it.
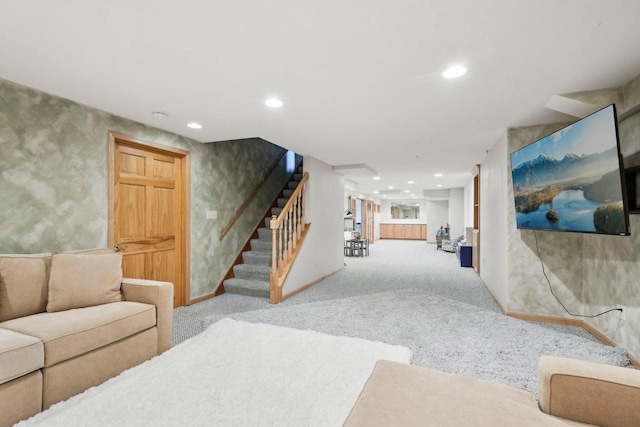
[121,278,173,355]
[538,355,640,427]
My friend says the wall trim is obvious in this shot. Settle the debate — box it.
[281,266,344,302]
[188,291,216,305]
[507,311,640,368]
[478,275,640,368]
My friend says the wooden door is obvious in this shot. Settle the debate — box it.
[472,165,480,273]
[363,200,375,243]
[108,132,189,307]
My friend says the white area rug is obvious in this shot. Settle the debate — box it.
[18,319,411,427]
[203,289,629,393]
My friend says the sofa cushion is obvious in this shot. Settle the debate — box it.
[46,250,123,312]
[539,355,640,427]
[0,301,156,367]
[0,253,51,321]
[343,360,590,427]
[0,328,44,385]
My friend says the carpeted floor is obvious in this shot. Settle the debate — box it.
[203,288,628,393]
[174,240,597,345]
[173,239,629,394]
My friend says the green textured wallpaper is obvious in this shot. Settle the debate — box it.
[0,78,289,299]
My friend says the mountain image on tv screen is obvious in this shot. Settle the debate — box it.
[510,104,629,235]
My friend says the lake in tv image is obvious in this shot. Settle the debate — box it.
[510,105,627,235]
[516,190,604,231]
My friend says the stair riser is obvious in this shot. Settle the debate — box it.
[233,266,271,281]
[277,198,288,208]
[283,189,293,198]
[242,252,271,266]
[257,227,272,240]
[293,173,303,181]
[223,280,270,298]
[251,239,272,251]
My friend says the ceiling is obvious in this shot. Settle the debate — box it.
[2,1,640,200]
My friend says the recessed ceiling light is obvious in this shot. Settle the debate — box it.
[388,186,394,189]
[410,194,415,197]
[187,122,202,129]
[434,173,443,177]
[265,97,283,108]
[373,191,379,194]
[373,176,381,180]
[442,65,467,79]
[404,190,411,193]
[383,195,388,198]
[408,180,414,184]
[437,184,443,188]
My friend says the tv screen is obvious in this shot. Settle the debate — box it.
[510,104,630,235]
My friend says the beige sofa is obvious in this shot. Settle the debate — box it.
[0,250,173,427]
[344,356,640,427]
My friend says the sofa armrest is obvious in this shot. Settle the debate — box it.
[538,355,640,427]
[121,278,173,355]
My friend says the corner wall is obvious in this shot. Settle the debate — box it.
[479,131,510,309]
[480,73,640,358]
[281,156,344,298]
[0,78,289,300]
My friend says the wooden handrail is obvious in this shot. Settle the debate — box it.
[219,150,287,240]
[275,172,309,223]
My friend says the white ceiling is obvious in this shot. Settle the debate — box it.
[2,1,640,199]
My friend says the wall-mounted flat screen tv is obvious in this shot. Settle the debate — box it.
[510,104,630,235]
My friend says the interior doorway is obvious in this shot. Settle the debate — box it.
[349,196,376,243]
[107,131,190,307]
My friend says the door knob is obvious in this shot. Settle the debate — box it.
[113,244,127,252]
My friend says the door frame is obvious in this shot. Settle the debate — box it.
[107,131,191,306]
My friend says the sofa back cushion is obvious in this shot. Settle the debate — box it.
[0,253,52,321]
[46,250,123,312]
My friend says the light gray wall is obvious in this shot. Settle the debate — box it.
[282,156,345,297]
[448,188,464,237]
[463,177,475,228]
[479,131,510,308]
[480,72,640,358]
[0,78,289,300]
[426,200,448,242]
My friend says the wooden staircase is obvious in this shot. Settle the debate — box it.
[223,167,306,300]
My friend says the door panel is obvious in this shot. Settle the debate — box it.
[109,133,188,307]
[119,184,145,239]
[123,253,146,279]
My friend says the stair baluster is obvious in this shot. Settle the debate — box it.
[270,172,309,303]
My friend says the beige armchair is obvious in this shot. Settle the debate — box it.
[344,356,640,426]
[538,355,640,427]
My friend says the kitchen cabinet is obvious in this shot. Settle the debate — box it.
[380,224,426,240]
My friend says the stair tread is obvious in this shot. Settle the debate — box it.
[234,263,271,273]
[251,239,272,251]
[242,251,272,266]
[224,278,270,298]
[244,250,271,257]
